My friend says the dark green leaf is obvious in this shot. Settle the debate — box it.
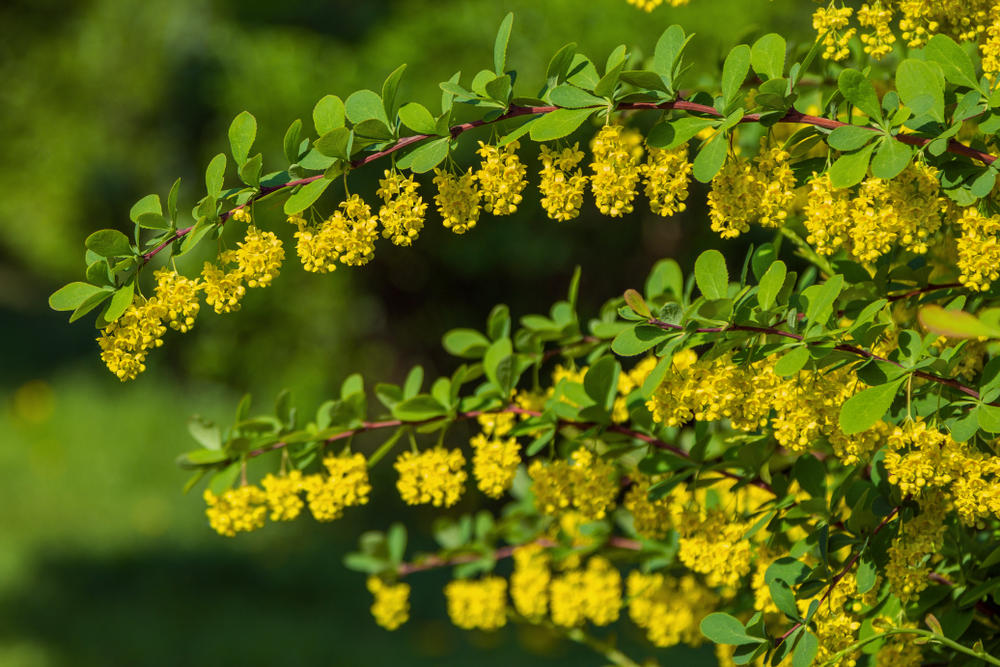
[828,142,877,188]
[692,131,727,183]
[774,346,810,377]
[827,125,877,152]
[871,138,913,180]
[925,34,980,90]
[583,357,620,410]
[769,578,800,620]
[392,395,448,422]
[757,260,786,310]
[283,118,303,163]
[792,631,818,667]
[546,43,577,84]
[611,324,673,356]
[700,612,763,645]
[548,84,606,108]
[896,59,945,122]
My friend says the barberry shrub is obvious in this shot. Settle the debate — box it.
[48,3,1000,665]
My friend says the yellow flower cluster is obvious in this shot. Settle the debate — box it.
[475,141,527,216]
[549,556,622,627]
[983,7,1000,85]
[230,207,252,223]
[510,543,551,620]
[676,508,753,591]
[956,207,1000,291]
[153,268,201,332]
[433,168,481,234]
[707,142,795,239]
[303,453,372,521]
[97,297,168,380]
[642,145,692,218]
[873,620,923,666]
[803,172,852,256]
[897,0,992,47]
[235,225,284,288]
[470,433,520,498]
[625,0,689,11]
[261,470,305,521]
[367,577,410,630]
[590,125,641,217]
[805,571,878,666]
[201,250,247,313]
[538,143,587,221]
[627,571,718,647]
[528,448,618,519]
[289,195,378,271]
[623,474,678,539]
[647,350,887,464]
[377,169,427,246]
[444,577,508,630]
[858,3,896,59]
[395,446,467,506]
[203,485,267,537]
[813,5,855,61]
[885,492,948,601]
[476,411,515,437]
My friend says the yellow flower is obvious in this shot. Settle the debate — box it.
[538,143,587,221]
[549,556,622,627]
[367,577,410,630]
[395,446,467,506]
[474,141,528,215]
[476,411,515,437]
[261,470,305,521]
[153,268,201,333]
[303,453,371,521]
[511,543,550,620]
[813,5,855,62]
[623,474,675,539]
[858,3,896,60]
[528,448,618,519]
[333,195,379,266]
[201,250,246,313]
[235,225,284,288]
[590,125,641,217]
[433,168,481,234]
[96,297,168,381]
[203,485,267,537]
[445,577,507,630]
[627,571,718,647]
[641,145,692,218]
[803,171,852,256]
[291,214,342,273]
[956,207,1000,291]
[377,169,427,246]
[230,207,252,223]
[470,433,521,498]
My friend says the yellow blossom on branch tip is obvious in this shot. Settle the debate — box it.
[813,5,855,62]
[261,470,304,521]
[470,433,520,498]
[201,250,246,313]
[153,268,201,333]
[97,297,168,380]
[303,453,371,521]
[474,140,528,216]
[538,143,587,221]
[377,169,427,246]
[641,145,692,218]
[590,125,641,218]
[235,225,284,288]
[203,485,267,537]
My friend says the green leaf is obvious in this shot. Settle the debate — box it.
[925,34,980,90]
[346,89,389,126]
[546,42,577,83]
[623,289,651,319]
[85,229,132,258]
[387,522,407,565]
[871,138,913,180]
[838,69,882,122]
[239,153,263,188]
[529,108,593,142]
[484,338,514,390]
[645,259,684,299]
[381,64,407,119]
[826,125,877,152]
[700,613,763,645]
[584,357,620,410]
[978,404,1000,433]
[547,84,606,108]
[828,142,877,188]
[750,33,785,80]
[653,25,688,87]
[283,118,303,163]
[896,59,945,122]
[188,416,222,450]
[647,117,716,150]
[918,304,1000,339]
[839,378,904,435]
[398,102,438,134]
[774,346,810,377]
[804,274,844,325]
[792,631,818,667]
[313,95,346,135]
[205,153,226,197]
[757,260,786,310]
[314,127,353,160]
[695,249,728,300]
[105,281,135,322]
[392,395,448,422]
[228,111,257,165]
[396,137,450,173]
[442,328,490,358]
[49,282,110,311]
[283,178,332,215]
[493,12,514,74]
[769,578,799,620]
[856,556,877,594]
[641,355,673,398]
[692,131,727,183]
[611,324,672,356]
[721,44,751,103]
[129,194,162,223]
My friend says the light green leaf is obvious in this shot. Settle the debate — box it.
[838,69,883,122]
[804,274,844,325]
[381,64,407,118]
[828,141,877,188]
[774,346,810,377]
[826,125,877,152]
[695,249,728,300]
[750,33,786,80]
[283,178,332,215]
[721,44,751,103]
[871,138,913,180]
[896,59,945,122]
[346,89,389,126]
[547,84,606,108]
[925,34,980,90]
[529,108,593,142]
[283,118,303,163]
[493,12,514,74]
[129,194,162,223]
[205,153,226,197]
[611,324,672,356]
[85,229,132,258]
[313,95,346,135]
[692,131,727,183]
[757,260,786,310]
[700,612,764,645]
[314,127,353,160]
[228,111,257,165]
[104,281,135,322]
[392,395,448,422]
[839,378,904,435]
[397,102,438,135]
[49,282,111,311]
[396,137,450,173]
[442,328,490,359]
[918,304,1000,339]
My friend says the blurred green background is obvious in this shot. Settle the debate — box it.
[0,0,815,664]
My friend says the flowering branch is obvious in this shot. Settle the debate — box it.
[139,96,998,266]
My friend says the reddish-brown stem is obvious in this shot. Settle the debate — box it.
[395,535,641,577]
[139,98,997,265]
[886,282,962,303]
[648,318,982,402]
[775,506,900,647]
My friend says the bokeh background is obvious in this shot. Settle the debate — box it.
[0,0,816,664]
